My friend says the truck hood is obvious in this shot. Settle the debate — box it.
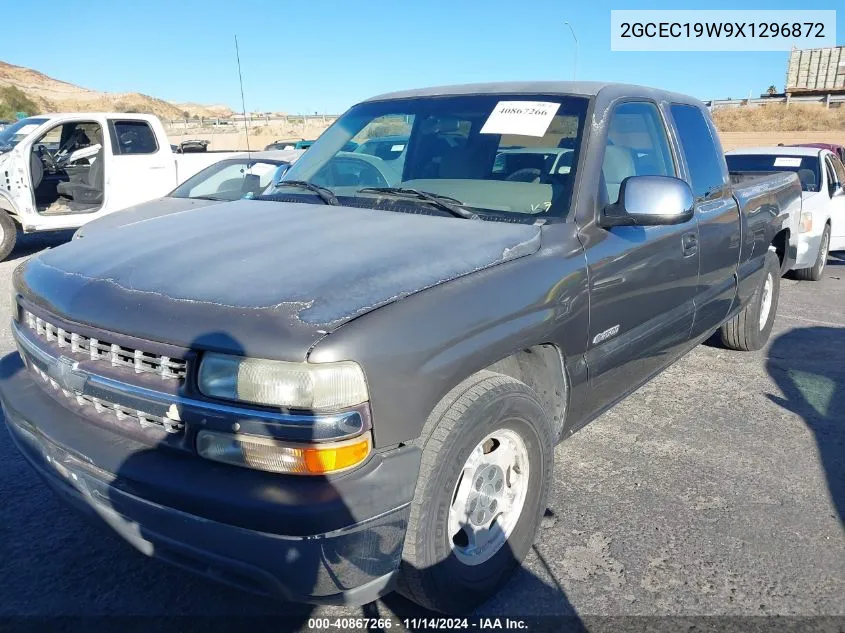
[17,200,541,360]
[76,196,221,238]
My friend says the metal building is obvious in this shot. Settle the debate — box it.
[786,46,845,94]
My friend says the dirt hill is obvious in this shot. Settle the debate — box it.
[0,60,233,120]
[712,103,845,132]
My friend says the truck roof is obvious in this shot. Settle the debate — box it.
[364,81,702,106]
[727,146,822,157]
[25,112,161,122]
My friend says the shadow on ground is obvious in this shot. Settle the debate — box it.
[9,230,75,261]
[765,326,845,528]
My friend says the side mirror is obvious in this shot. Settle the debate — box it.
[600,175,694,228]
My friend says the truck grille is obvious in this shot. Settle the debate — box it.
[22,310,187,380]
[30,363,183,434]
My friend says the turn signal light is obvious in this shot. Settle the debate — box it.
[800,212,813,233]
[196,430,372,475]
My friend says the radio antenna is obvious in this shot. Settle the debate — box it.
[234,34,251,155]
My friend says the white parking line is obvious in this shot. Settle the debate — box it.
[778,313,845,328]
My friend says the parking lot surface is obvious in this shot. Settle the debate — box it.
[0,233,842,630]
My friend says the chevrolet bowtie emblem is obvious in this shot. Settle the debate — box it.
[48,356,88,393]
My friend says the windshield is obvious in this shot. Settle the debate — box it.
[275,94,589,221]
[726,153,821,193]
[170,158,288,200]
[0,117,48,152]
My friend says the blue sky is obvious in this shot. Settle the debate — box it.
[3,0,842,114]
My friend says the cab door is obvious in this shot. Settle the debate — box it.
[105,119,174,211]
[579,101,699,414]
[669,104,741,338]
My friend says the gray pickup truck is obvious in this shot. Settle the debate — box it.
[1,82,799,613]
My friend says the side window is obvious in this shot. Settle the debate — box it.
[34,125,62,150]
[670,104,726,201]
[111,121,158,155]
[602,102,674,204]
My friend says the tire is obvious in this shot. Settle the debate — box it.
[720,249,780,352]
[794,224,830,282]
[0,210,17,262]
[397,371,554,614]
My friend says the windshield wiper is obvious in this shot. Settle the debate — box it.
[274,180,338,205]
[358,187,479,220]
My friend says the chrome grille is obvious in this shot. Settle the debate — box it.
[22,310,186,380]
[30,363,183,434]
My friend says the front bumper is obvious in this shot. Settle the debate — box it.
[0,352,419,605]
[794,230,823,270]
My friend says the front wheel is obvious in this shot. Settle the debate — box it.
[0,210,18,262]
[397,372,554,614]
[794,224,830,282]
[720,249,780,351]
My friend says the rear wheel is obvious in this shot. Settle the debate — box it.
[794,224,830,282]
[0,210,17,262]
[720,249,780,351]
[397,372,554,614]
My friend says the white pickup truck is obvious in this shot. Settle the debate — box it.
[0,113,241,260]
[727,146,845,281]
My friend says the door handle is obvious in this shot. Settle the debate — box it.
[682,232,698,257]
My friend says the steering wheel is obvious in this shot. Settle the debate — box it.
[505,167,543,183]
[37,145,58,172]
[316,156,390,189]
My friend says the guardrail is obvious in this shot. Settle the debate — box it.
[163,114,340,129]
[705,93,845,109]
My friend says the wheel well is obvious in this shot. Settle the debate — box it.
[0,200,20,226]
[771,229,789,271]
[485,345,567,440]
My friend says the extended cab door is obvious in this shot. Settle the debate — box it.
[669,104,741,339]
[105,119,174,212]
[580,101,699,414]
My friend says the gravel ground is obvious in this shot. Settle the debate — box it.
[0,233,842,631]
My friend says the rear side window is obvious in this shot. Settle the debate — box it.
[602,101,675,204]
[670,104,726,201]
[111,120,158,155]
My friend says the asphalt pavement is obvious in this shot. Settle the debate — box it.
[0,232,842,631]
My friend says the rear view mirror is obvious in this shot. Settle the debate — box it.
[601,175,694,228]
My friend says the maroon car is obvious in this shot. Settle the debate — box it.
[786,142,845,164]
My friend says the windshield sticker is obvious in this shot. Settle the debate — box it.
[481,101,561,137]
[390,144,405,152]
[14,124,39,137]
[773,157,802,167]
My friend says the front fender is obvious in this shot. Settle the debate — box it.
[309,224,589,448]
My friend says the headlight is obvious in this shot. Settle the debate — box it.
[196,430,371,474]
[198,353,368,411]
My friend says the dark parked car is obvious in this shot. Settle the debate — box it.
[264,139,318,151]
[1,82,794,614]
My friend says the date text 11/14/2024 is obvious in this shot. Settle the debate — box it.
[307,617,529,630]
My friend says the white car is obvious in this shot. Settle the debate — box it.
[73,150,302,239]
[0,113,244,260]
[726,146,845,280]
